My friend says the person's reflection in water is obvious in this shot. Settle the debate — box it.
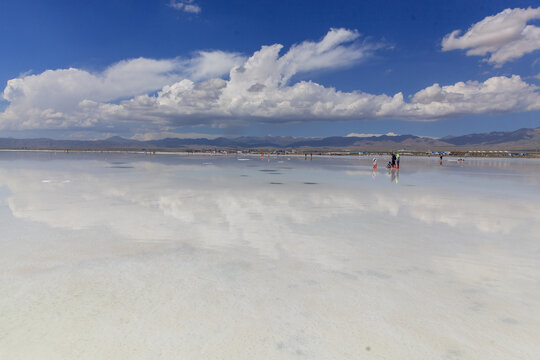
[388,168,399,183]
[372,166,377,179]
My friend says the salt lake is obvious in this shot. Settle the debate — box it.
[1,151,539,359]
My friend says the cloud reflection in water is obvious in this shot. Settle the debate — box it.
[0,153,539,359]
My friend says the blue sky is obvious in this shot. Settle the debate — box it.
[1,0,540,139]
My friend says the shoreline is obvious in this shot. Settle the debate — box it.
[0,148,538,159]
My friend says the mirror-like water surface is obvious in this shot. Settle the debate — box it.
[1,152,539,359]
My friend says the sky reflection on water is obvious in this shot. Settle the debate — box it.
[1,152,539,359]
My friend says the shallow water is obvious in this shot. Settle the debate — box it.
[1,152,539,359]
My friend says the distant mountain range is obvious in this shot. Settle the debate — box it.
[1,127,539,152]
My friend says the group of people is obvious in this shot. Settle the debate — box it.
[372,153,400,170]
[388,153,400,169]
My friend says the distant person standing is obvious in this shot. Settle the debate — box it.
[391,153,396,167]
[396,153,400,169]
[372,157,377,169]
[439,153,443,165]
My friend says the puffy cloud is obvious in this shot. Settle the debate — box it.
[3,58,181,111]
[0,52,244,130]
[442,7,540,66]
[274,28,376,84]
[2,28,540,135]
[119,73,540,126]
[168,0,201,14]
[404,75,540,117]
[185,51,246,81]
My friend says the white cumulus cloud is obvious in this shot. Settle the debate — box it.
[442,7,540,66]
[0,52,244,130]
[116,71,540,127]
[1,28,540,136]
[405,75,540,117]
[184,51,246,81]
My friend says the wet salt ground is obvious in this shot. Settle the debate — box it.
[0,152,539,359]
